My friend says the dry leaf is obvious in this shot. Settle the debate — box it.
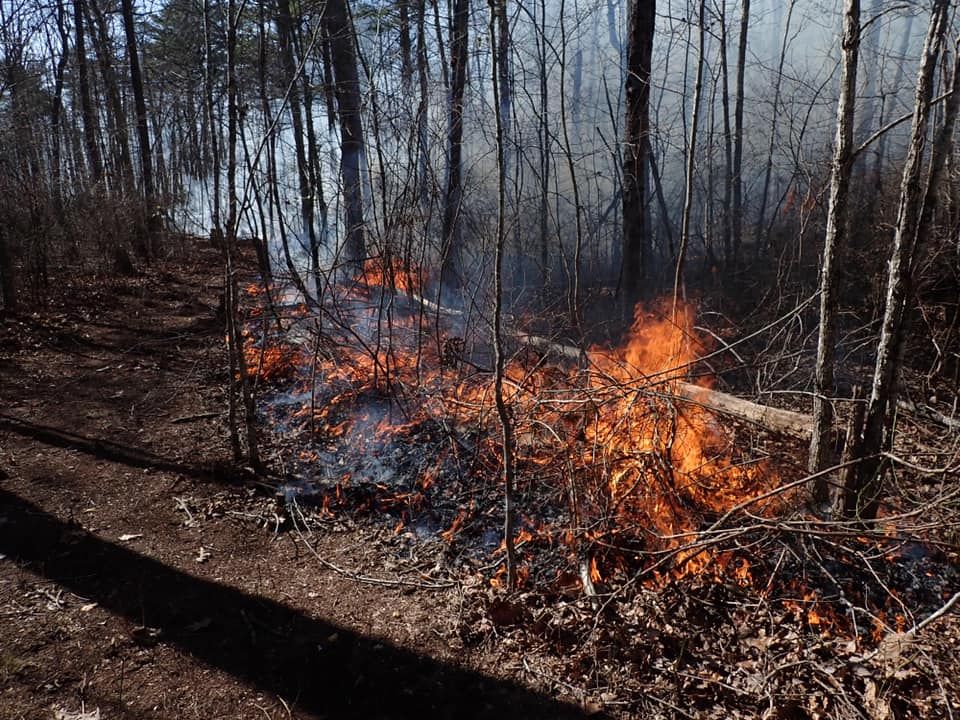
[52,705,100,720]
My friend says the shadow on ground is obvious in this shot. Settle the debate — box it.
[0,415,229,482]
[0,489,588,719]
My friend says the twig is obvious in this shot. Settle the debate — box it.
[170,411,220,424]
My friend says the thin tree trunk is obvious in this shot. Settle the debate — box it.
[225,0,260,469]
[809,0,860,505]
[673,0,705,309]
[732,0,749,264]
[202,0,221,237]
[845,0,951,521]
[119,0,155,238]
[274,0,318,268]
[754,0,794,253]
[719,0,733,268]
[488,0,517,591]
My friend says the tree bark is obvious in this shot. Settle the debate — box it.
[622,0,655,305]
[119,0,155,233]
[488,0,517,590]
[439,0,469,291]
[673,0,705,308]
[323,0,366,267]
[732,0,749,264]
[86,0,134,191]
[845,0,951,521]
[73,0,102,185]
[808,0,860,505]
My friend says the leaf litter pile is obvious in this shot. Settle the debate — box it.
[241,261,960,719]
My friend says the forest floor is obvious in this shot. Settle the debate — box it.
[0,241,585,719]
[2,239,960,720]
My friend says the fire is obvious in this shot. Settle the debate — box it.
[246,265,791,588]
[361,256,423,294]
[242,333,305,383]
[582,302,784,562]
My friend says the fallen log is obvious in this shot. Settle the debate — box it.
[385,290,821,443]
[510,330,816,442]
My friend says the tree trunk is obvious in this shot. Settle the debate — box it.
[673,0,705,308]
[808,0,860,505]
[274,0,318,266]
[439,0,469,291]
[754,0,794,252]
[323,0,366,267]
[732,0,749,264]
[622,0,655,306]
[844,0,951,521]
[488,0,517,590]
[73,0,102,185]
[119,0,155,238]
[86,0,134,191]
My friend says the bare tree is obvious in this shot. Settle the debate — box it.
[622,0,655,305]
[120,0,155,235]
[73,0,102,184]
[808,0,860,503]
[842,0,951,521]
[440,0,469,292]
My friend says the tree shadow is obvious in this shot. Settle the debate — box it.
[0,415,229,482]
[0,489,588,719]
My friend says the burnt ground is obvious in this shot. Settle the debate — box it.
[2,239,960,720]
[0,243,585,719]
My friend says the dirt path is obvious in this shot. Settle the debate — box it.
[0,244,585,719]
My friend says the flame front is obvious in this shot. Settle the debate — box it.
[247,276,789,584]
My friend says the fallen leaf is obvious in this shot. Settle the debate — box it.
[52,705,100,720]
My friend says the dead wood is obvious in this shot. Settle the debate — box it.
[510,329,818,441]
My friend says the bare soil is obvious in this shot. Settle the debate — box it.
[0,242,585,719]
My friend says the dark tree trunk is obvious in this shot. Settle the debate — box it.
[274,0,318,263]
[399,0,413,90]
[732,0,749,264]
[86,0,134,190]
[439,0,469,291]
[622,0,655,305]
[323,0,366,267]
[73,0,103,184]
[119,0,155,235]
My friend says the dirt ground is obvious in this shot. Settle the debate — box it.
[0,242,587,719]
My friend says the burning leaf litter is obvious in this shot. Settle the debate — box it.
[239,272,960,652]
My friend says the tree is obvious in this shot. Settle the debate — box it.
[73,0,102,184]
[842,0,952,520]
[622,0,655,305]
[808,0,860,504]
[323,0,366,267]
[439,0,470,292]
[120,0,156,238]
